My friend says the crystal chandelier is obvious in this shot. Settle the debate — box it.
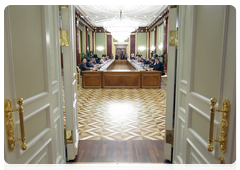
[104,9,138,42]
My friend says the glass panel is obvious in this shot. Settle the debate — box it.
[96,33,105,57]
[137,33,147,57]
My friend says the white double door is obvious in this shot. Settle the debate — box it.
[4,5,78,163]
[165,5,236,164]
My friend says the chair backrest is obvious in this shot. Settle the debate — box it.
[76,66,81,89]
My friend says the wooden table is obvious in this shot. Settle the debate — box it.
[82,60,162,89]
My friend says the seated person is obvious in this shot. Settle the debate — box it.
[95,57,100,64]
[93,53,98,58]
[92,58,97,65]
[139,53,142,58]
[138,56,143,62]
[86,58,94,67]
[125,53,129,60]
[144,58,151,64]
[151,58,165,75]
[102,53,106,57]
[153,52,158,59]
[115,54,119,60]
[79,58,92,75]
[149,58,155,68]
[130,52,135,59]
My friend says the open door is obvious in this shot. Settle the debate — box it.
[173,5,236,164]
[60,5,79,161]
[164,6,178,162]
[4,6,65,163]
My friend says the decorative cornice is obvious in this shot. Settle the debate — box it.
[147,7,169,31]
[75,7,95,32]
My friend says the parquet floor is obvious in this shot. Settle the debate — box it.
[63,76,167,141]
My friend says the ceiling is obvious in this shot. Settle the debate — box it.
[76,5,169,27]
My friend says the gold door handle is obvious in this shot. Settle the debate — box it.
[4,98,27,152]
[208,98,230,153]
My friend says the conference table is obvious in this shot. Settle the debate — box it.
[82,59,162,89]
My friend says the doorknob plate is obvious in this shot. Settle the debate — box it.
[219,99,230,153]
[208,98,230,153]
[4,99,15,152]
[4,98,27,152]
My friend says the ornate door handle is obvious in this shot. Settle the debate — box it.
[4,98,27,152]
[208,98,230,153]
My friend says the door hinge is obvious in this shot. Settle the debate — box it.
[59,30,69,47]
[166,129,174,145]
[169,29,178,47]
[64,129,73,146]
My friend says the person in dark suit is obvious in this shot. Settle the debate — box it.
[102,53,106,57]
[153,52,158,59]
[151,58,165,75]
[115,54,118,60]
[121,54,125,60]
[93,53,98,58]
[144,58,151,64]
[149,58,155,68]
[86,58,94,67]
[79,58,92,75]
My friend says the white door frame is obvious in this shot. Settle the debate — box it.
[61,5,79,161]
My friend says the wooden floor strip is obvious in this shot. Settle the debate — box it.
[68,140,166,163]
[66,162,172,168]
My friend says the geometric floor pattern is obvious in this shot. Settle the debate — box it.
[63,77,167,141]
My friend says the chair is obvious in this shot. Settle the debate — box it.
[76,66,81,90]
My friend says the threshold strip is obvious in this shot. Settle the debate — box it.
[66,162,172,168]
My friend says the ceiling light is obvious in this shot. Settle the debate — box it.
[104,9,138,42]
[144,16,146,17]
[154,16,156,17]
[96,16,98,17]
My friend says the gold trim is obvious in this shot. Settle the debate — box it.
[208,98,230,153]
[169,30,178,46]
[66,162,172,168]
[59,5,68,9]
[5,98,27,152]
[59,30,69,46]
[66,130,73,144]
[166,129,174,145]
[219,157,226,164]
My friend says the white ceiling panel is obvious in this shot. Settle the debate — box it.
[76,5,169,27]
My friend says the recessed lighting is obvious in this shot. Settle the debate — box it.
[144,16,146,17]
[96,16,98,17]
[154,16,156,17]
[106,16,108,17]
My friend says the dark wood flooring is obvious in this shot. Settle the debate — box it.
[68,140,166,163]
[64,167,174,170]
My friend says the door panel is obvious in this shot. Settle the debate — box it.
[173,5,236,164]
[4,5,65,164]
[9,6,46,100]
